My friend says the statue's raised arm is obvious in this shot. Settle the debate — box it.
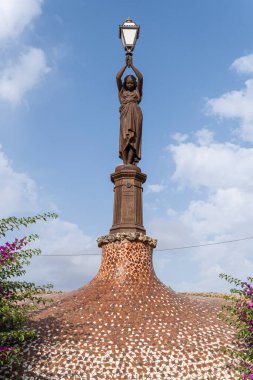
[116,57,143,165]
[129,57,143,97]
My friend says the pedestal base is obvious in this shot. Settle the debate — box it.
[110,164,146,234]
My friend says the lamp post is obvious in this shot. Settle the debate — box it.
[110,18,145,234]
[119,18,140,64]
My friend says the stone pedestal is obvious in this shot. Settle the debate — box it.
[110,164,147,234]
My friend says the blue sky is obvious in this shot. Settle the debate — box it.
[1,0,253,292]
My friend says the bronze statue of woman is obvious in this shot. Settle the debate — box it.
[116,56,143,165]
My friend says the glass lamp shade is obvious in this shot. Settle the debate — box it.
[119,18,140,52]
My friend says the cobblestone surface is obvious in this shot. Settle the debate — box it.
[1,236,238,379]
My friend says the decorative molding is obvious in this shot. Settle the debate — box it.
[97,232,157,248]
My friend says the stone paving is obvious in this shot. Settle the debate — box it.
[1,234,239,379]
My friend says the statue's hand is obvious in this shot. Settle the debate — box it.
[126,55,132,68]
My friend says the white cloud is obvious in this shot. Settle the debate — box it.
[166,208,178,218]
[175,243,253,292]
[0,0,42,41]
[169,135,253,238]
[155,56,253,289]
[0,48,50,104]
[151,185,253,292]
[0,0,50,105]
[195,128,214,146]
[24,219,100,291]
[207,54,253,142]
[0,147,38,216]
[231,53,253,74]
[147,184,166,193]
[171,132,188,143]
[169,139,253,191]
[0,145,99,290]
[181,188,253,239]
[151,218,196,250]
[152,111,253,291]
[207,79,253,122]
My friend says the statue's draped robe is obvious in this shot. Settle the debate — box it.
[119,87,142,163]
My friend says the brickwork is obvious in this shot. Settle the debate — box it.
[1,234,238,379]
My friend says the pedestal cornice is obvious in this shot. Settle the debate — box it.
[97,232,157,248]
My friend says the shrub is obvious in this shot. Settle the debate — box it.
[219,273,253,379]
[0,213,57,368]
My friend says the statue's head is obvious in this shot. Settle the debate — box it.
[123,75,137,91]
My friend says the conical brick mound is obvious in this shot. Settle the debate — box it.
[3,233,238,379]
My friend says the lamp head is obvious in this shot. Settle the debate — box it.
[119,18,140,53]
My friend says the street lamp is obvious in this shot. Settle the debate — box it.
[119,18,140,56]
